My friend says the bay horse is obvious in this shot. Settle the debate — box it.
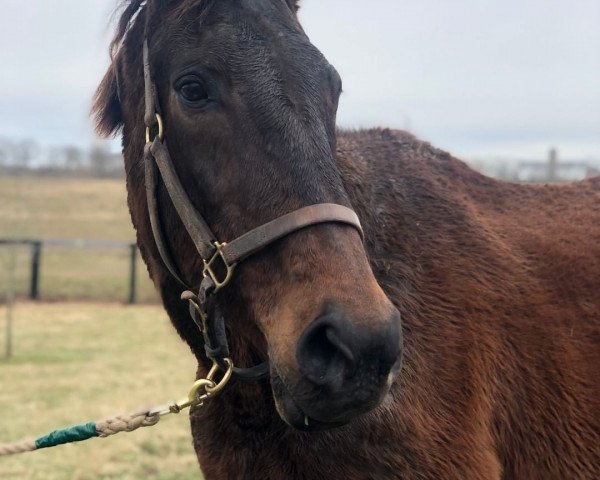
[93,1,600,478]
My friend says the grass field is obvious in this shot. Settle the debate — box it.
[0,175,158,303]
[0,302,202,479]
[0,176,134,240]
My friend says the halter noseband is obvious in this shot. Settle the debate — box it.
[142,40,363,381]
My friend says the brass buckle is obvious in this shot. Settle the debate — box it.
[145,113,164,144]
[203,242,236,291]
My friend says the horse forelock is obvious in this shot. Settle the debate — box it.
[92,0,219,137]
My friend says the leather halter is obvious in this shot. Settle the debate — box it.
[142,40,363,380]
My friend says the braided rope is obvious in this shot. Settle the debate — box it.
[0,439,36,456]
[0,411,161,457]
[96,411,160,437]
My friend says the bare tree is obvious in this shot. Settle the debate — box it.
[13,139,38,170]
[0,138,11,168]
[90,144,112,176]
[63,145,84,171]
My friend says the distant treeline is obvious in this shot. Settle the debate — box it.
[0,137,124,178]
[1,138,598,182]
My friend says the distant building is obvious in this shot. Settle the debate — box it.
[517,149,597,183]
[471,149,598,183]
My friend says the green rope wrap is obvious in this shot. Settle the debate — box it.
[34,422,98,450]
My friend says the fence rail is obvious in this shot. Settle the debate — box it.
[0,238,140,304]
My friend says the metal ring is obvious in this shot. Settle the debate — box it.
[205,358,234,395]
[145,113,164,144]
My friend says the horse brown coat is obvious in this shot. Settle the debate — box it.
[92,1,599,477]
[186,128,600,479]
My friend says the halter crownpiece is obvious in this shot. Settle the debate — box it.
[141,40,363,380]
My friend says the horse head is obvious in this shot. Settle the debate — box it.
[93,0,402,431]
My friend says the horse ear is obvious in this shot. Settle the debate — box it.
[92,62,123,138]
[287,0,300,12]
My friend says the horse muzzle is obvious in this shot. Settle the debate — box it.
[271,305,403,431]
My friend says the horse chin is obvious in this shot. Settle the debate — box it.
[271,374,345,431]
[271,368,357,432]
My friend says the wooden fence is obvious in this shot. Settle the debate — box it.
[0,238,141,304]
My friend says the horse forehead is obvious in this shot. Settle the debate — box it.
[202,0,313,54]
[204,0,292,28]
[228,0,292,20]
[174,3,325,86]
[165,1,328,121]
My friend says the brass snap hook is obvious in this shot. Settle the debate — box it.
[162,378,215,415]
[148,359,234,418]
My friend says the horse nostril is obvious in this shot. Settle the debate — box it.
[325,328,355,367]
[297,319,357,390]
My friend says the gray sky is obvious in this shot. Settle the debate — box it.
[1,0,598,159]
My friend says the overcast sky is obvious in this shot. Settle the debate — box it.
[1,0,598,159]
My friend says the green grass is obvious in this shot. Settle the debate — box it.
[0,175,203,477]
[0,175,158,303]
[0,302,202,479]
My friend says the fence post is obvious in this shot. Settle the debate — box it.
[30,241,42,301]
[547,148,558,182]
[4,245,16,360]
[128,244,138,304]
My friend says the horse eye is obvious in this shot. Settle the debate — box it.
[179,81,209,104]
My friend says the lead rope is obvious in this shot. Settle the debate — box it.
[0,413,159,456]
[0,358,233,457]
